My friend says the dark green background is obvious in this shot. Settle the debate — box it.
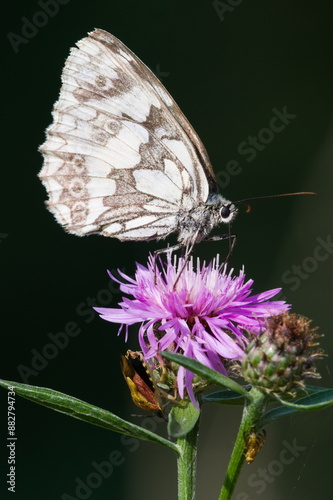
[2,1,333,499]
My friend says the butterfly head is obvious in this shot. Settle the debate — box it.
[206,193,238,225]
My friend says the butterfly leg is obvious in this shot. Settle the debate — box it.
[173,242,195,287]
[153,231,236,286]
[154,243,184,258]
[203,232,237,266]
[153,243,184,284]
[153,242,195,287]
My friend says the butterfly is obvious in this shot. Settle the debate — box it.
[38,29,238,253]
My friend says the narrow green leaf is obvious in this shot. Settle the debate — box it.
[160,352,248,397]
[0,379,179,454]
[261,405,295,426]
[168,401,200,438]
[304,384,332,393]
[277,389,333,410]
[261,389,333,427]
[202,389,246,405]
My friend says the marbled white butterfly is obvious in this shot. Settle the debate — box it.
[38,29,237,252]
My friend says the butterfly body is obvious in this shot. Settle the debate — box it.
[39,29,237,246]
[176,194,236,246]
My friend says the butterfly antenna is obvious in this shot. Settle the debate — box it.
[233,191,316,206]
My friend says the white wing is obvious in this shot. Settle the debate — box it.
[39,29,217,241]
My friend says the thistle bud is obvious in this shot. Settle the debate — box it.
[241,313,324,395]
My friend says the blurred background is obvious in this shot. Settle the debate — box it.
[2,1,333,498]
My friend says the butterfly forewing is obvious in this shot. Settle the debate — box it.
[39,29,218,241]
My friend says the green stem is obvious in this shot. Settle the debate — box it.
[218,387,267,500]
[176,414,200,500]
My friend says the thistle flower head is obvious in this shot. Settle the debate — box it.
[240,312,324,395]
[95,254,289,407]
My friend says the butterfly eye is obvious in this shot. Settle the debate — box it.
[220,205,231,220]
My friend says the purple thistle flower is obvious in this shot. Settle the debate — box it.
[95,254,289,407]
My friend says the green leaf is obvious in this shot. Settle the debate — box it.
[261,389,333,427]
[202,389,246,405]
[168,401,201,438]
[160,352,248,397]
[304,384,332,393]
[277,389,333,410]
[201,384,332,407]
[0,379,179,454]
